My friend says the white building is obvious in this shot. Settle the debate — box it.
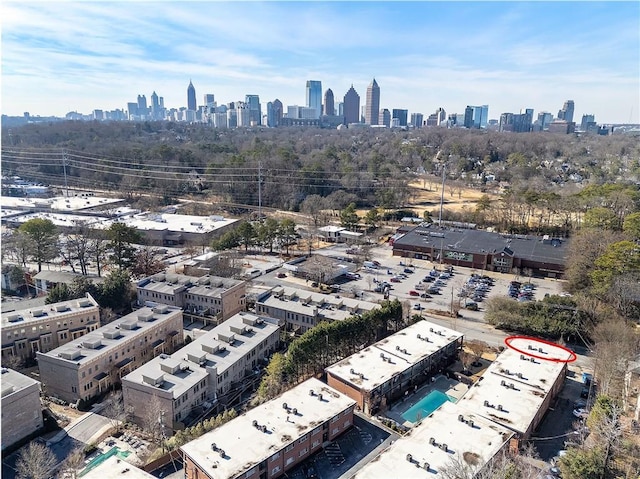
[351,401,514,478]
[456,336,570,440]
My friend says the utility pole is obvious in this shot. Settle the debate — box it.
[257,161,262,220]
[62,150,69,197]
[438,165,446,227]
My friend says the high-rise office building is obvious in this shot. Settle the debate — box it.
[272,99,283,127]
[306,81,322,119]
[365,78,380,125]
[323,89,335,116]
[391,109,408,127]
[245,94,261,125]
[137,95,148,117]
[537,112,553,131]
[187,80,197,111]
[378,109,391,128]
[343,85,360,124]
[411,112,424,128]
[464,105,489,129]
[338,102,344,117]
[558,100,574,123]
[150,91,160,119]
[581,114,596,132]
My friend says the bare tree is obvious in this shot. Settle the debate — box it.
[467,340,490,367]
[15,442,57,479]
[59,446,85,479]
[592,318,638,399]
[142,395,167,446]
[104,391,129,431]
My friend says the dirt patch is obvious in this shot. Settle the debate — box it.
[406,181,499,215]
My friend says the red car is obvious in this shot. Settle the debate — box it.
[390,277,401,283]
[409,290,420,296]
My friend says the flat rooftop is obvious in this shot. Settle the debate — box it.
[2,294,99,329]
[257,286,380,321]
[80,455,155,479]
[181,378,356,479]
[37,305,182,366]
[352,401,514,478]
[99,212,238,234]
[325,319,463,393]
[137,273,243,297]
[3,211,106,227]
[457,337,570,435]
[0,195,124,211]
[1,368,40,399]
[122,312,279,399]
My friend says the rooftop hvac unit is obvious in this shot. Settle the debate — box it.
[59,349,81,360]
[82,338,102,349]
[229,325,247,335]
[6,314,23,323]
[54,304,70,312]
[160,360,180,374]
[77,299,92,308]
[31,309,45,317]
[142,373,164,387]
[153,305,169,314]
[202,343,219,354]
[120,320,138,330]
[429,437,436,446]
[309,389,316,396]
[138,311,154,322]
[242,315,259,326]
[187,352,207,365]
[283,402,288,410]
[103,330,122,340]
[406,453,413,463]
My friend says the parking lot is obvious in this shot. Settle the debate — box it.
[313,243,565,318]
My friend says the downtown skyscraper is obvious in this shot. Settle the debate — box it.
[365,78,380,125]
[306,80,322,119]
[323,88,335,116]
[558,100,575,123]
[343,85,360,124]
[187,80,197,111]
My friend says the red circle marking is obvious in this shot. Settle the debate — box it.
[504,335,576,363]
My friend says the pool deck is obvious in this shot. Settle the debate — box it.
[386,375,469,427]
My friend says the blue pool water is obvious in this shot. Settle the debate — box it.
[402,390,454,423]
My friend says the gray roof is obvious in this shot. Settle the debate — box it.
[393,225,568,265]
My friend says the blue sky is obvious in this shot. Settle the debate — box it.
[2,1,639,123]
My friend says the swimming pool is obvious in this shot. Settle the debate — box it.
[402,390,454,423]
[79,446,131,476]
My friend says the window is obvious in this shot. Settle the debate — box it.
[312,440,320,448]
[332,428,339,435]
[285,457,294,466]
[299,448,308,457]
[285,444,294,452]
[271,466,281,475]
[270,452,280,462]
[330,415,339,424]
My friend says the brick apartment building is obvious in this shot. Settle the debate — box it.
[181,378,356,479]
[325,319,463,415]
[2,293,100,361]
[122,312,280,431]
[37,305,183,404]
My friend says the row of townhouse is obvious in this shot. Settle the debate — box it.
[325,319,464,415]
[136,273,246,323]
[255,286,380,333]
[36,305,183,404]
[122,312,280,431]
[181,378,356,479]
[1,293,100,361]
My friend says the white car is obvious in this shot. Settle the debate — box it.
[572,408,588,419]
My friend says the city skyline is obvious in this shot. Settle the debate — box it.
[2,2,639,124]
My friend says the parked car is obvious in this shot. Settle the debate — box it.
[420,293,432,299]
[390,277,401,283]
[464,300,479,311]
[422,276,435,283]
[573,408,588,419]
[277,272,287,278]
[415,283,426,290]
[413,304,423,310]
[409,290,420,296]
[404,268,414,274]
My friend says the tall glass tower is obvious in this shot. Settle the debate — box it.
[306,81,322,119]
[365,78,380,125]
[343,85,360,124]
[187,80,197,111]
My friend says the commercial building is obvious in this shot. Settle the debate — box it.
[181,378,356,479]
[1,368,44,451]
[34,270,103,294]
[457,336,570,441]
[2,293,100,361]
[323,88,334,116]
[557,100,575,123]
[351,401,514,478]
[37,305,183,404]
[255,286,379,334]
[391,109,408,127]
[187,81,197,112]
[136,273,246,323]
[365,78,380,125]
[326,320,463,415]
[122,312,280,431]
[391,224,568,278]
